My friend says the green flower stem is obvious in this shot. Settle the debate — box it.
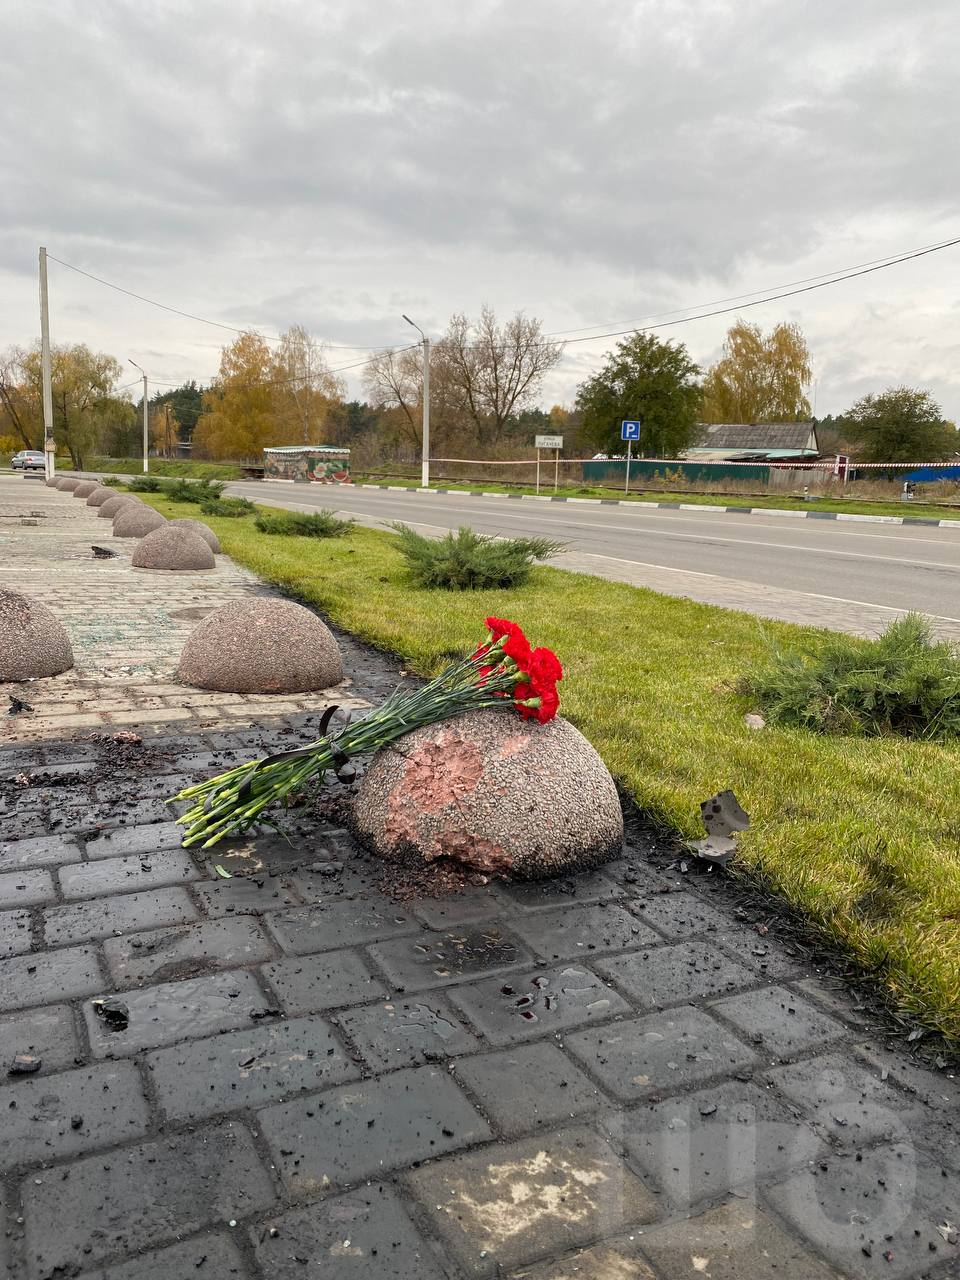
[171,645,523,848]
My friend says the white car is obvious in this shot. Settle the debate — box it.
[11,450,46,472]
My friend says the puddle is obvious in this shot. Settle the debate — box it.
[391,1003,460,1041]
[502,967,606,1023]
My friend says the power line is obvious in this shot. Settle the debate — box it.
[46,254,405,352]
[141,345,419,391]
[544,237,960,338]
[556,235,960,348]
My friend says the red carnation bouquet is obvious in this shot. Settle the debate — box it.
[172,617,562,848]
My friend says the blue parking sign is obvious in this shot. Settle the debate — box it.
[621,420,641,440]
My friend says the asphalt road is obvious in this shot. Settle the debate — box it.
[224,481,960,638]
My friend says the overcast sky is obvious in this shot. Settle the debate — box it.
[2,0,958,422]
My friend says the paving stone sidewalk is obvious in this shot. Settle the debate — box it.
[0,475,957,1280]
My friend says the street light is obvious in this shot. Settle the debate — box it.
[129,360,149,473]
[402,315,430,488]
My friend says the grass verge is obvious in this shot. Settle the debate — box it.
[357,475,960,522]
[90,457,244,480]
[144,491,960,1044]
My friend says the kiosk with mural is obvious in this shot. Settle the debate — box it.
[262,446,352,483]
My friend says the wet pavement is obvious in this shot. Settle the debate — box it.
[1,477,958,1279]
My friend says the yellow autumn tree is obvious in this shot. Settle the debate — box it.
[193,329,346,460]
[701,320,812,423]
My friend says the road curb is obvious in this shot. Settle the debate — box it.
[358,484,960,528]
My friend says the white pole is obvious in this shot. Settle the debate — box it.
[536,449,541,495]
[554,447,559,494]
[421,336,430,488]
[141,373,149,472]
[129,360,149,472]
[625,438,632,495]
[39,247,55,479]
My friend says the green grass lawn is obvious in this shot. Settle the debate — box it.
[144,492,960,1045]
[90,457,244,480]
[357,475,960,522]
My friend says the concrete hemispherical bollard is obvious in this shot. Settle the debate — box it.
[55,478,81,491]
[167,518,221,554]
[45,477,59,487]
[351,708,624,880]
[98,494,141,519]
[112,506,167,538]
[131,525,216,571]
[72,481,99,498]
[85,486,115,507]
[0,589,74,681]
[177,598,343,693]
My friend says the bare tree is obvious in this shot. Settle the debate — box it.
[274,325,346,443]
[363,345,426,449]
[443,307,564,448]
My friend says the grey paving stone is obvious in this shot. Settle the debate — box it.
[147,1015,359,1121]
[639,1200,842,1279]
[615,1079,822,1209]
[407,1125,658,1276]
[768,1052,925,1146]
[366,924,531,993]
[58,849,199,900]
[266,899,417,955]
[448,965,630,1047]
[716,932,804,980]
[411,884,505,929]
[628,890,733,938]
[336,995,480,1070]
[88,797,175,826]
[498,872,623,911]
[851,1041,960,1112]
[0,908,32,958]
[252,1185,447,1279]
[0,1188,6,1280]
[43,885,198,947]
[262,949,386,1015]
[84,821,185,859]
[710,985,847,1058]
[0,869,55,908]
[0,833,82,868]
[103,916,274,987]
[509,903,660,962]
[505,1239,660,1278]
[21,1123,275,1278]
[259,1065,490,1196]
[565,1006,757,1101]
[0,1005,78,1071]
[766,1142,958,1278]
[192,876,300,917]
[454,1042,602,1136]
[82,1233,251,1279]
[0,946,103,1013]
[596,940,758,1009]
[83,968,265,1057]
[0,1060,149,1170]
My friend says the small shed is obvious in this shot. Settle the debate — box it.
[686,422,819,461]
[262,446,352,483]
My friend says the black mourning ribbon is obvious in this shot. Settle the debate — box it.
[220,705,352,811]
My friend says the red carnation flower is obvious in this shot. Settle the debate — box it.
[528,647,563,685]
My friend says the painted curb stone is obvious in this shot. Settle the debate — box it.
[351,708,624,879]
[0,589,74,680]
[131,525,216,571]
[177,598,343,693]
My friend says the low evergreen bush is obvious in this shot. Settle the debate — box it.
[160,479,224,503]
[254,510,353,538]
[392,523,563,590]
[199,496,255,518]
[127,476,162,491]
[101,476,124,488]
[740,614,960,739]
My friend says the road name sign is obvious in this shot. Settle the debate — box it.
[535,434,563,450]
[621,420,641,441]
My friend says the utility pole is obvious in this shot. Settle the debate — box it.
[403,314,430,487]
[38,247,55,479]
[129,360,149,472]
